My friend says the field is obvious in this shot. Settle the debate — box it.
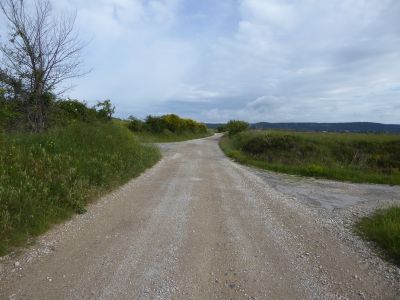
[0,123,160,254]
[220,130,400,185]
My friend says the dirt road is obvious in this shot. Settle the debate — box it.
[1,134,399,299]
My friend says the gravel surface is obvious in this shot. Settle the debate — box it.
[0,134,399,299]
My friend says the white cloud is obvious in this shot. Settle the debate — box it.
[188,0,400,123]
[3,0,399,123]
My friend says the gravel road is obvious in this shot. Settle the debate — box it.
[1,134,399,299]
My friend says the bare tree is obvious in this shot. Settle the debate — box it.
[0,0,84,131]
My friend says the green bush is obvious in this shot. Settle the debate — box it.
[49,99,98,126]
[96,100,115,121]
[144,115,167,133]
[127,117,144,132]
[124,114,210,142]
[1,95,117,131]
[216,125,226,133]
[0,123,160,254]
[0,88,23,131]
[128,114,208,135]
[241,134,269,154]
[226,120,250,136]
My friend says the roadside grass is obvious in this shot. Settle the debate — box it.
[219,130,400,185]
[134,131,213,143]
[356,207,400,266]
[0,122,161,255]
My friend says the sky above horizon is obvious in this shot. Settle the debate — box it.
[4,0,400,123]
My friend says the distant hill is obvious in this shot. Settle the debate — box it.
[206,122,400,134]
[206,123,225,129]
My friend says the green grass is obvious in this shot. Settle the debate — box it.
[135,131,213,143]
[356,207,400,266]
[0,122,161,255]
[219,130,400,185]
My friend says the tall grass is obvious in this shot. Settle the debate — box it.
[356,207,400,266]
[220,130,400,185]
[0,123,160,255]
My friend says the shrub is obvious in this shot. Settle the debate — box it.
[0,97,21,130]
[138,114,207,135]
[241,135,269,154]
[226,120,249,136]
[144,115,167,133]
[96,100,115,121]
[127,117,144,132]
[49,99,98,125]
[216,125,226,133]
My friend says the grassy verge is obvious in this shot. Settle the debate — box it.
[0,122,161,255]
[135,131,213,143]
[356,207,400,266]
[219,130,400,185]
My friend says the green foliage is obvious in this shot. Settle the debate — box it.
[0,89,21,130]
[48,99,98,126]
[0,123,160,254]
[127,114,208,135]
[127,116,144,132]
[216,125,226,133]
[0,92,116,131]
[96,100,115,121]
[144,115,167,133]
[220,130,400,185]
[226,120,250,136]
[125,114,210,142]
[356,207,400,265]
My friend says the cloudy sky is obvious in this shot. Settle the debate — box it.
[17,0,400,123]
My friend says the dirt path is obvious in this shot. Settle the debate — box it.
[1,134,399,299]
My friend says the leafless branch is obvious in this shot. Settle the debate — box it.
[0,0,86,131]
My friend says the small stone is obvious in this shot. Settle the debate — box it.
[354,274,358,279]
[229,283,236,289]
[14,262,20,268]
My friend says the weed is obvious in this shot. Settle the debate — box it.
[0,123,160,254]
[356,207,400,266]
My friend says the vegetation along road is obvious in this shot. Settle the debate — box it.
[1,134,399,299]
